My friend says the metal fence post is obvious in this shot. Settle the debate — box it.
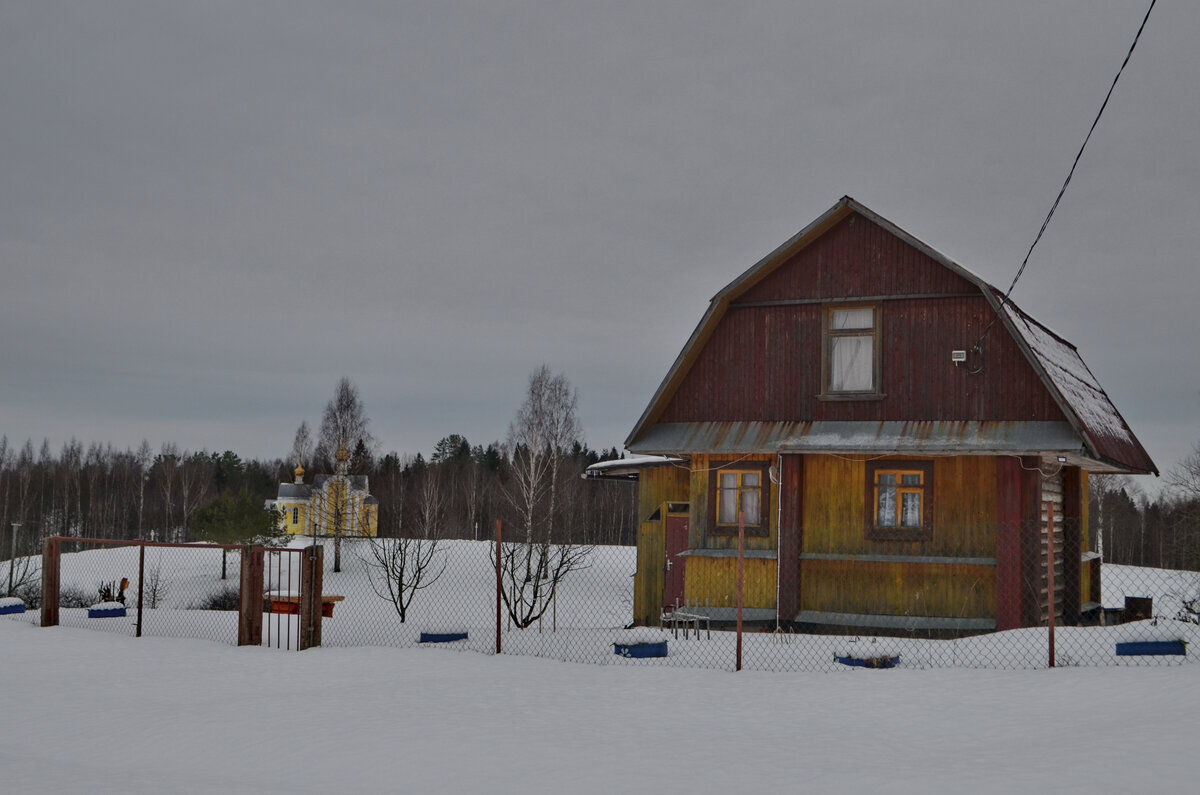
[1047,502,1056,668]
[495,519,502,655]
[136,543,145,638]
[736,511,745,672]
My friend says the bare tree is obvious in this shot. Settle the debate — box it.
[291,420,313,469]
[1166,443,1200,571]
[499,366,592,629]
[360,467,446,622]
[135,440,152,539]
[315,377,374,471]
[312,378,375,572]
[153,444,179,542]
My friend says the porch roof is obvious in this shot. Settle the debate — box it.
[626,420,1122,469]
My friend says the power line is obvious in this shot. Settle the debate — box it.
[973,0,1158,353]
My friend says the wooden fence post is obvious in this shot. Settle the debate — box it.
[299,545,323,650]
[238,546,265,647]
[40,537,60,628]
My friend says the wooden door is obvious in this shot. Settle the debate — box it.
[663,515,688,611]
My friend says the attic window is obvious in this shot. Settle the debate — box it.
[821,305,883,399]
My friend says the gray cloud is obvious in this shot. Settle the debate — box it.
[2,1,1195,497]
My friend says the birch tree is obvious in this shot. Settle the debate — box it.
[499,366,591,629]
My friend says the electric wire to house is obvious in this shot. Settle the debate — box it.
[969,0,1158,367]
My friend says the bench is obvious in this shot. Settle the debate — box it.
[662,610,711,640]
[264,594,345,618]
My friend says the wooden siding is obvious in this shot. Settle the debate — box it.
[800,558,994,619]
[683,556,777,611]
[687,454,778,552]
[657,214,1067,426]
[800,455,997,558]
[634,519,665,626]
[737,213,979,302]
[638,465,689,522]
[797,454,1003,622]
[632,467,689,626]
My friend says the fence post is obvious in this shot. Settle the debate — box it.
[136,543,145,638]
[299,545,323,650]
[40,537,60,628]
[736,511,745,672]
[238,546,265,646]
[495,519,502,655]
[1047,501,1056,668]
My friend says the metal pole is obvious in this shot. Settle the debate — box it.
[137,543,146,638]
[8,522,20,595]
[495,519,503,655]
[736,511,745,672]
[1047,501,1056,668]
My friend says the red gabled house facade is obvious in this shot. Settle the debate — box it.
[623,196,1156,634]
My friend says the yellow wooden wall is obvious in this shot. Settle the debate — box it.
[687,454,778,553]
[798,454,1000,620]
[800,559,994,619]
[682,556,778,610]
[801,455,997,557]
[632,465,690,626]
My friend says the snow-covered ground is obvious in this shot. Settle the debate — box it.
[1,618,1197,794]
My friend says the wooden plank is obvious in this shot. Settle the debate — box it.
[40,537,60,628]
[799,557,995,619]
[683,556,777,611]
[298,545,323,650]
[238,546,264,647]
[778,454,802,619]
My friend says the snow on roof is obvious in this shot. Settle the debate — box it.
[583,455,683,479]
[1001,300,1146,468]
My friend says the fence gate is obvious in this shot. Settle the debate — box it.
[262,547,320,651]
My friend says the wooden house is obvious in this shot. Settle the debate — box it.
[620,196,1156,635]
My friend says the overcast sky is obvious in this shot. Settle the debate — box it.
[2,1,1195,495]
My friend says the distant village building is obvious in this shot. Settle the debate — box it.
[267,444,379,538]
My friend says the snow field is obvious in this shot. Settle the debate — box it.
[1,619,1198,794]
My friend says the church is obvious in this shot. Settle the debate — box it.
[267,444,379,538]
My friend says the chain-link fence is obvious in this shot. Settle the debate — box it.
[8,538,251,645]
[9,523,1198,671]
[307,518,1198,671]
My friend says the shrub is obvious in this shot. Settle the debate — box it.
[193,586,240,611]
[59,587,92,608]
[12,581,41,609]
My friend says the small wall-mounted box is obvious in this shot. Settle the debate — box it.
[951,350,967,364]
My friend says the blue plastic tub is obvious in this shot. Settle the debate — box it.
[87,605,127,619]
[420,631,468,643]
[0,601,26,615]
[836,654,900,669]
[1115,640,1186,656]
[614,641,668,658]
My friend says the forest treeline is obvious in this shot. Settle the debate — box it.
[0,433,638,558]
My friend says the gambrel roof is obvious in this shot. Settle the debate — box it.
[626,196,1156,475]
